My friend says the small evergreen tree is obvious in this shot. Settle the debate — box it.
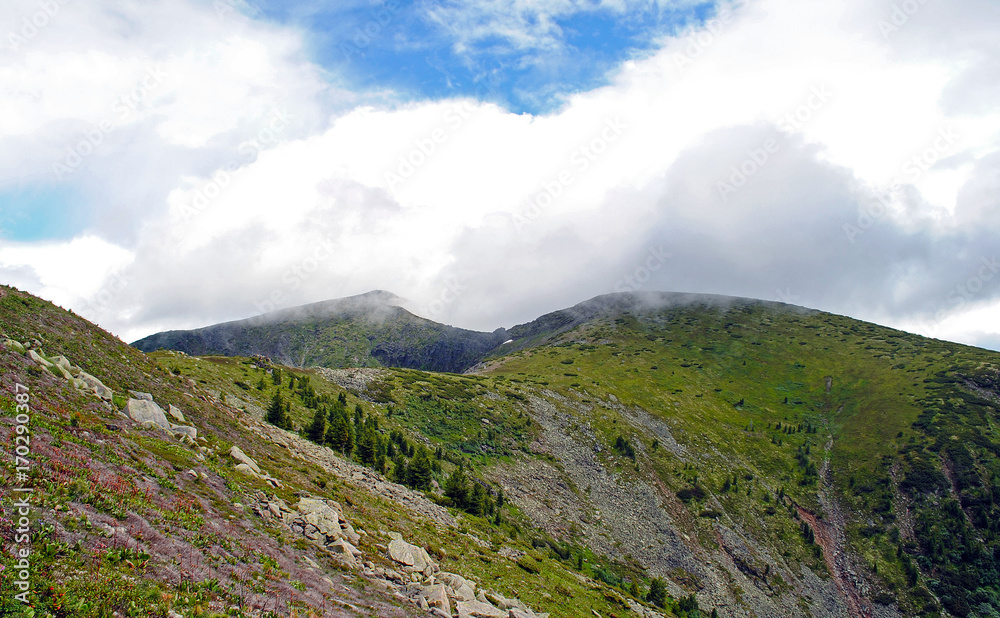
[306,406,326,443]
[646,578,667,608]
[444,466,469,508]
[266,391,289,428]
[408,448,433,491]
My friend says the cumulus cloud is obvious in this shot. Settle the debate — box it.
[0,0,998,350]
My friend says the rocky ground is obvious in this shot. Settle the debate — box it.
[490,391,851,618]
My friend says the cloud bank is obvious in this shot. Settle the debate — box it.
[0,0,997,351]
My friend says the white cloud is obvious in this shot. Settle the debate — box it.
[1,0,998,352]
[0,235,133,308]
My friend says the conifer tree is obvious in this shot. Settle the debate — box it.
[306,406,326,443]
[266,391,288,428]
[408,447,433,490]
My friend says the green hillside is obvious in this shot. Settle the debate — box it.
[4,285,1000,617]
[131,291,508,374]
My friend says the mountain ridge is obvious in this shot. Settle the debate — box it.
[133,289,826,373]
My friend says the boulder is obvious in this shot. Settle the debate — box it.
[228,446,261,474]
[79,372,113,401]
[439,572,476,600]
[50,355,78,375]
[456,600,507,618]
[330,537,362,557]
[129,391,154,401]
[234,463,261,478]
[27,349,54,369]
[167,405,186,422]
[297,499,345,541]
[3,339,25,354]
[423,584,452,615]
[388,534,435,573]
[508,610,534,618]
[170,424,198,440]
[126,399,171,431]
[328,539,359,567]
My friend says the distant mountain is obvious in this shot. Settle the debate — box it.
[131,290,508,373]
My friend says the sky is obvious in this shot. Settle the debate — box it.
[0,0,998,351]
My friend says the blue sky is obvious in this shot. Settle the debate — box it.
[253,0,716,115]
[0,185,83,242]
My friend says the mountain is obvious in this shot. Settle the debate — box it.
[131,290,509,374]
[5,284,1000,618]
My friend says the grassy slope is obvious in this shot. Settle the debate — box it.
[0,286,666,618]
[473,302,1000,616]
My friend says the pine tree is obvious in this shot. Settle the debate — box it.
[444,466,469,508]
[646,578,667,608]
[408,448,433,491]
[306,406,326,443]
[469,483,490,516]
[393,452,408,484]
[266,391,287,428]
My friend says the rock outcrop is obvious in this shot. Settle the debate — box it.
[249,490,549,618]
[12,340,113,401]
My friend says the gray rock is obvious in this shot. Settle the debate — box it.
[27,349,54,369]
[3,339,25,354]
[329,539,359,567]
[438,572,476,600]
[296,498,350,542]
[388,535,435,573]
[170,424,197,440]
[167,404,186,422]
[129,391,154,401]
[126,399,171,431]
[79,372,113,401]
[422,584,452,616]
[456,600,507,618]
[228,445,261,474]
[50,355,78,375]
[234,463,260,478]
